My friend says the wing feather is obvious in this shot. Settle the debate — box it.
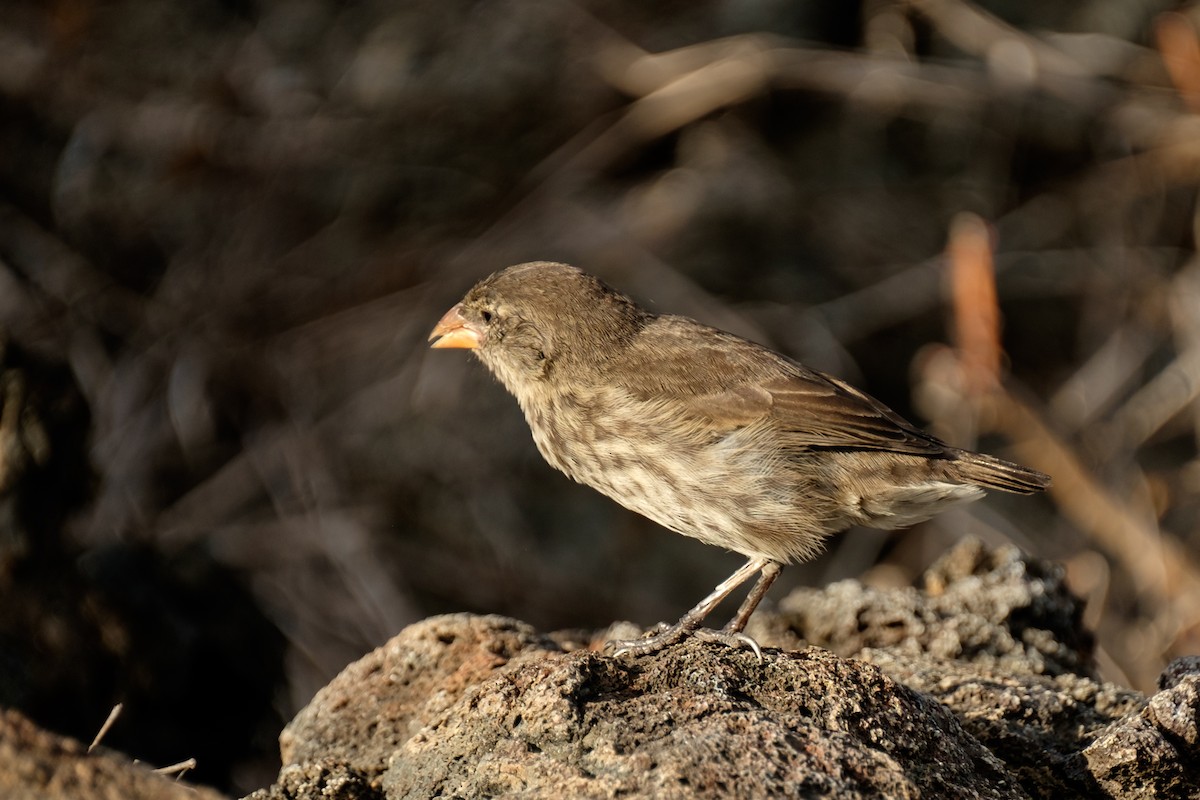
[614,315,947,455]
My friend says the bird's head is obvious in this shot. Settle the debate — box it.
[429,262,646,397]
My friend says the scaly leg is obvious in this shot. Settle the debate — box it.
[724,561,782,634]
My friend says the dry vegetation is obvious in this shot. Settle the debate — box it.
[2,0,1200,792]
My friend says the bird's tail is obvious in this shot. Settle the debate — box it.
[952,451,1051,494]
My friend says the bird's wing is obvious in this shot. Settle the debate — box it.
[617,316,947,455]
[753,371,947,454]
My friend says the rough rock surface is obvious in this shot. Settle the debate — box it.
[0,707,227,800]
[254,616,1020,799]
[246,541,1200,799]
[766,538,1096,677]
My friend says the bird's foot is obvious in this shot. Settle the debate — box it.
[604,621,693,657]
[604,624,763,660]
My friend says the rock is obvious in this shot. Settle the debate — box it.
[276,614,559,777]
[1083,658,1200,799]
[248,541,1200,799]
[860,651,1142,797]
[254,615,1023,800]
[770,538,1095,677]
[0,707,228,800]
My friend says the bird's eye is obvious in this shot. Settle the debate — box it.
[480,309,494,323]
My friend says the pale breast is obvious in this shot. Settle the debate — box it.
[522,388,840,563]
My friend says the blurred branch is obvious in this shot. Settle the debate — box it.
[1048,326,1159,435]
[1173,257,1200,454]
[1156,12,1200,113]
[548,34,1114,196]
[0,204,143,343]
[947,212,1001,395]
[1098,342,1200,454]
[903,0,1094,79]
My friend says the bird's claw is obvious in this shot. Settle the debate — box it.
[693,628,763,661]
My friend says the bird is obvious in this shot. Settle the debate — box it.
[428,261,1050,658]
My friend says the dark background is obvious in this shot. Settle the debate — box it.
[2,0,1199,793]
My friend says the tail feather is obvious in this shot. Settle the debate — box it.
[951,451,1051,495]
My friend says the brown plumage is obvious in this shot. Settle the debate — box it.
[429,261,1050,657]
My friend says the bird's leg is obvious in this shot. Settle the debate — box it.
[724,561,782,634]
[605,557,772,658]
[692,561,783,660]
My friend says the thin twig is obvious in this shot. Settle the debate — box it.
[88,703,122,753]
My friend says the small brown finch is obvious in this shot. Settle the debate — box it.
[429,262,1050,657]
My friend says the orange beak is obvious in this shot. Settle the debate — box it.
[428,303,483,349]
